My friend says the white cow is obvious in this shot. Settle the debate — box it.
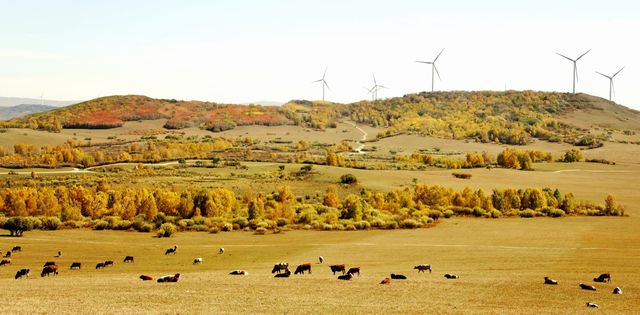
[193,258,203,265]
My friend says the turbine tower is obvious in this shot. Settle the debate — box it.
[368,73,386,101]
[313,67,330,101]
[556,49,591,94]
[416,48,444,92]
[596,67,624,102]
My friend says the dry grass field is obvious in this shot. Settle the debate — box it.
[0,217,638,314]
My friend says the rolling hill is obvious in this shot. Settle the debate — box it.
[0,104,57,120]
[2,91,638,145]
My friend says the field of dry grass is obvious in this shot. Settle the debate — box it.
[0,217,638,314]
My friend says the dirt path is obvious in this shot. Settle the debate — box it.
[345,121,367,154]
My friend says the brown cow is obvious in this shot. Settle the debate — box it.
[391,274,406,280]
[544,277,558,285]
[44,261,56,267]
[140,275,153,281]
[294,263,312,275]
[271,262,289,274]
[594,273,611,283]
[444,274,459,279]
[229,270,249,275]
[274,269,292,278]
[104,260,114,267]
[0,259,10,266]
[330,264,346,275]
[337,273,353,281]
[41,265,58,277]
[380,277,391,284]
[157,273,180,283]
[580,283,597,291]
[123,256,134,263]
[347,267,360,276]
[11,246,21,252]
[414,264,432,273]
[15,268,30,279]
[4,251,11,258]
[70,262,81,270]
[96,262,105,269]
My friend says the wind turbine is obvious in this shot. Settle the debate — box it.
[596,67,624,102]
[416,48,444,92]
[368,73,386,101]
[556,49,591,94]
[313,66,330,101]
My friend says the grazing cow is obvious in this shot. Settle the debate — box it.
[391,274,407,280]
[613,287,622,295]
[330,264,346,275]
[55,251,62,258]
[193,258,203,265]
[294,263,312,275]
[544,277,558,285]
[594,273,611,283]
[44,261,56,267]
[165,245,178,255]
[318,256,324,264]
[70,262,82,270]
[337,273,353,281]
[229,270,249,276]
[271,262,289,274]
[0,259,11,266]
[586,302,599,308]
[140,275,153,281]
[123,256,134,263]
[347,267,360,276]
[11,246,22,252]
[95,262,105,269]
[414,264,432,273]
[104,260,114,267]
[4,251,11,258]
[41,265,58,277]
[219,247,225,255]
[157,273,180,283]
[380,277,391,284]
[580,283,597,291]
[444,274,459,279]
[15,268,30,279]
[274,269,292,278]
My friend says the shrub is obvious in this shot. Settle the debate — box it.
[41,217,62,230]
[233,217,249,228]
[472,207,486,217]
[384,220,399,230]
[114,220,133,230]
[340,173,358,185]
[137,223,154,232]
[561,149,583,162]
[443,210,454,218]
[428,210,443,220]
[548,209,565,218]
[254,227,267,235]
[157,223,177,237]
[452,173,472,179]
[63,220,84,229]
[209,227,220,234]
[490,210,502,218]
[93,220,109,230]
[401,219,421,229]
[192,224,209,232]
[221,223,233,232]
[3,217,33,236]
[345,223,357,231]
[276,218,289,227]
[519,209,537,218]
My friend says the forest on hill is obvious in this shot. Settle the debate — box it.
[2,91,638,146]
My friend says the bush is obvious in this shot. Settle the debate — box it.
[41,217,62,230]
[137,223,154,232]
[233,217,249,228]
[384,220,399,230]
[345,223,357,231]
[340,173,358,185]
[519,209,537,218]
[443,210,454,218]
[472,207,486,217]
[93,220,109,230]
[209,227,220,234]
[157,223,177,237]
[192,224,209,232]
[114,220,133,230]
[221,223,233,232]
[276,218,289,227]
[490,210,502,218]
[254,227,267,235]
[401,219,421,229]
[428,210,443,220]
[3,217,33,236]
[63,220,84,229]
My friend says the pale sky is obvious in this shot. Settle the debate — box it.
[1,0,639,109]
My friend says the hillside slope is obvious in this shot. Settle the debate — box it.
[0,104,57,120]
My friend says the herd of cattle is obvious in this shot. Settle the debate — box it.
[0,244,625,308]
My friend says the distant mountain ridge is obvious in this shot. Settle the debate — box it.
[0,104,57,120]
[0,97,79,108]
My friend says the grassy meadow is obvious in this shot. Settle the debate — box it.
[0,217,638,314]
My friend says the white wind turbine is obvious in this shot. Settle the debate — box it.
[367,73,386,101]
[556,49,591,94]
[416,48,444,92]
[313,66,330,101]
[596,67,624,102]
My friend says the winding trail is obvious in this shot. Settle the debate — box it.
[345,121,368,154]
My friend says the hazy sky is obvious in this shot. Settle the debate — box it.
[1,0,639,109]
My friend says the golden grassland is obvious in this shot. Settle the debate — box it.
[0,217,638,314]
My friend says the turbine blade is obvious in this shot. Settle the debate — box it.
[556,53,574,62]
[312,79,323,83]
[415,61,432,64]
[323,66,328,79]
[433,48,444,62]
[324,81,330,91]
[373,73,377,85]
[576,49,591,61]
[575,65,579,82]
[378,85,388,89]
[434,65,442,80]
[595,71,610,79]
[613,67,625,77]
